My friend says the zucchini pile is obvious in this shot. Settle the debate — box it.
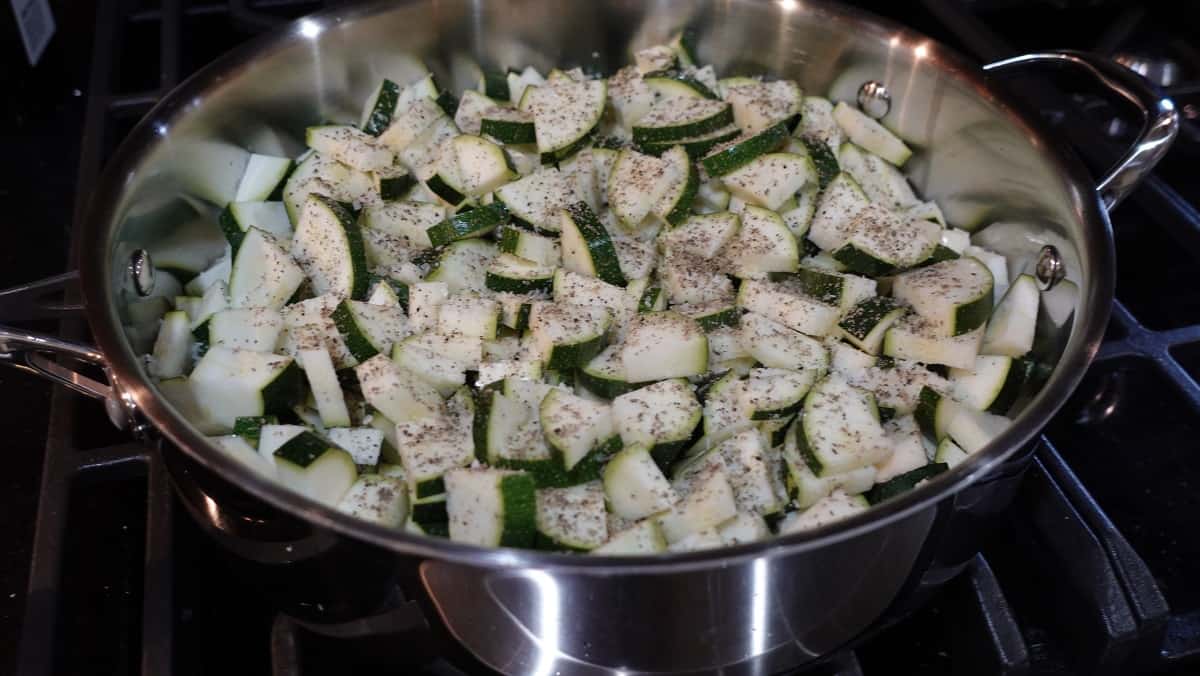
[147,34,1043,554]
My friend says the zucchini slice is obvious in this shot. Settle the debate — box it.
[612,379,702,469]
[272,432,358,505]
[297,347,351,428]
[189,347,304,431]
[736,279,838,337]
[796,374,891,476]
[354,354,445,424]
[723,79,803,135]
[832,101,912,166]
[653,145,700,226]
[699,121,791,177]
[528,301,612,370]
[361,201,445,249]
[452,134,517,196]
[338,474,409,526]
[981,274,1039,357]
[235,154,293,202]
[882,314,983,370]
[832,205,942,276]
[229,228,305,310]
[426,202,509,247]
[424,239,498,293]
[660,211,741,259]
[737,311,830,371]
[559,201,627,286]
[494,167,574,232]
[485,253,556,294]
[331,299,410,361]
[838,296,906,355]
[445,467,538,547]
[633,98,734,144]
[603,443,679,520]
[657,466,738,544]
[305,124,396,172]
[498,225,560,266]
[607,148,678,230]
[539,389,616,471]
[723,206,800,277]
[741,367,818,420]
[593,519,667,555]
[777,490,869,533]
[807,172,870,252]
[720,152,813,211]
[535,482,609,551]
[290,195,369,300]
[789,266,876,313]
[577,345,638,399]
[525,78,607,158]
[949,355,1032,414]
[893,257,994,336]
[620,311,708,381]
[644,70,719,100]
[637,124,741,159]
[221,201,292,250]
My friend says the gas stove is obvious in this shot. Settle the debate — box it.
[3,1,1199,674]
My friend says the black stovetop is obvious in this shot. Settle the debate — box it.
[3,1,1200,674]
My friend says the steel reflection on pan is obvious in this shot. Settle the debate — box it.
[1074,367,1125,425]
[525,569,561,676]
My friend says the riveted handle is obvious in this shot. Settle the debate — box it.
[984,50,1179,212]
[0,261,153,434]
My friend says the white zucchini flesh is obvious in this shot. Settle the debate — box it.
[723,206,800,277]
[608,148,679,229]
[298,348,351,428]
[620,311,708,381]
[876,415,929,482]
[495,167,575,232]
[721,153,812,212]
[326,427,385,467]
[777,490,869,533]
[661,211,741,259]
[736,279,840,337]
[228,228,305,310]
[799,374,892,476]
[235,154,292,202]
[883,314,984,370]
[208,308,284,353]
[832,101,912,166]
[209,434,275,476]
[982,274,1040,357]
[188,347,298,431]
[737,312,830,372]
[445,467,536,547]
[603,444,679,520]
[150,311,193,378]
[718,511,771,545]
[337,474,409,526]
[946,407,1011,453]
[657,465,738,543]
[289,195,362,298]
[808,173,871,252]
[593,519,667,555]
[354,355,445,424]
[536,482,609,550]
[539,389,614,470]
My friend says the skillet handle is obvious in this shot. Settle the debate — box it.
[983,50,1179,212]
[0,271,143,433]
